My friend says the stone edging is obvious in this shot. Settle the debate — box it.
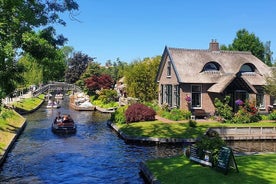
[0,113,27,167]
[107,121,197,144]
[0,97,44,167]
[14,97,45,115]
[139,161,161,184]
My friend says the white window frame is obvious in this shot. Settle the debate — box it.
[191,85,202,109]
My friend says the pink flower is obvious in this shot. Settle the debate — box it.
[235,99,244,106]
[185,95,191,103]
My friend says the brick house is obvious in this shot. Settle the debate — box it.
[156,40,274,116]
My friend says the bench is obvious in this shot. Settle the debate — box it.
[189,145,212,167]
[193,109,210,119]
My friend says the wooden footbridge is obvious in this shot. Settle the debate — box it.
[32,82,82,97]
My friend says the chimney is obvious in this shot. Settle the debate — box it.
[209,39,219,51]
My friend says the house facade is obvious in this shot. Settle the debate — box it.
[156,40,274,115]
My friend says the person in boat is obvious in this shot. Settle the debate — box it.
[55,112,63,124]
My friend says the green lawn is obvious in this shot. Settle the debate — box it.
[146,154,276,184]
[12,94,45,111]
[0,94,44,153]
[115,120,276,139]
[0,108,25,154]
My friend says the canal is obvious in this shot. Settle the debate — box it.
[0,97,184,184]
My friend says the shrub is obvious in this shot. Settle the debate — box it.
[125,103,156,123]
[214,96,233,122]
[98,89,118,104]
[111,106,127,124]
[188,119,197,128]
[231,108,251,123]
[143,100,160,112]
[195,130,226,165]
[159,108,191,121]
[231,100,262,123]
[269,110,276,120]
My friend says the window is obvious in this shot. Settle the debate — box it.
[256,93,265,109]
[191,85,201,108]
[173,85,180,107]
[167,61,171,76]
[161,84,178,108]
[161,85,164,104]
[240,64,254,73]
[165,85,172,106]
[203,62,220,71]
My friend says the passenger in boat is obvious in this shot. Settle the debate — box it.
[55,112,63,125]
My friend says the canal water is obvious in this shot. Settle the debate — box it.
[0,98,184,184]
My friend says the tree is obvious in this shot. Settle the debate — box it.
[221,29,266,62]
[18,55,43,86]
[124,56,161,101]
[21,30,68,83]
[65,52,94,84]
[85,74,113,95]
[264,41,273,66]
[264,69,276,98]
[0,0,78,103]
[101,58,128,88]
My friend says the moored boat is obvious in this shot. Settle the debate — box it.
[55,93,64,100]
[52,114,76,134]
[46,100,61,108]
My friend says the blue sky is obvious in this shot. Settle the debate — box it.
[55,0,276,64]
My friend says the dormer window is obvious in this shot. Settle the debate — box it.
[167,61,171,76]
[240,63,255,73]
[203,62,220,71]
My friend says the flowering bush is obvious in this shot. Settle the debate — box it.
[235,99,244,106]
[185,95,191,103]
[232,100,261,123]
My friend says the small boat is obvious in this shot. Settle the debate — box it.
[46,100,61,108]
[55,93,64,100]
[52,114,76,134]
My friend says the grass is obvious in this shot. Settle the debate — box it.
[12,94,45,111]
[0,108,25,155]
[0,94,44,155]
[145,154,276,184]
[115,120,276,139]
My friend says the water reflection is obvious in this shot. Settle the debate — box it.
[227,140,276,153]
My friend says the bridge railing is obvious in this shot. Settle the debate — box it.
[33,82,82,97]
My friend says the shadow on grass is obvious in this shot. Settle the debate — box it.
[147,155,273,184]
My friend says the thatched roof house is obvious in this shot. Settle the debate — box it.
[156,40,274,117]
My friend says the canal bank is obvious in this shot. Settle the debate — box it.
[108,119,276,184]
[0,96,45,167]
[107,121,197,144]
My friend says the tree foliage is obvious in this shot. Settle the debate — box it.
[0,0,78,101]
[124,56,161,101]
[18,55,43,86]
[264,69,276,98]
[65,52,93,83]
[85,74,113,95]
[220,29,269,64]
[101,58,129,87]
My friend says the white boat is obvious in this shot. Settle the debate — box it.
[46,100,61,108]
[55,93,64,100]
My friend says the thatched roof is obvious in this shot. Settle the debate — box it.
[157,44,272,90]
